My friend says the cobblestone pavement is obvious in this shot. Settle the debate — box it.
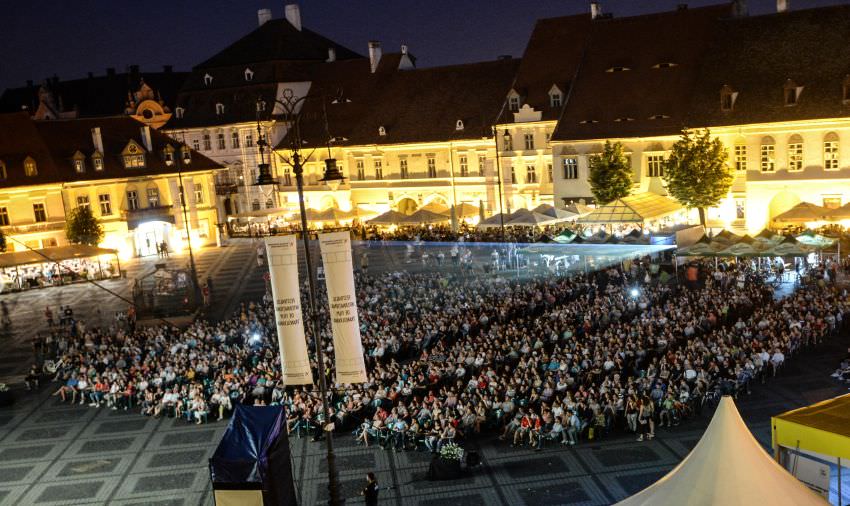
[0,240,846,505]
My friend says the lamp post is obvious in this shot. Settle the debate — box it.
[254,91,345,506]
[492,126,507,242]
[175,146,202,306]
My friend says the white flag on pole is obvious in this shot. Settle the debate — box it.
[265,235,313,385]
[318,231,367,384]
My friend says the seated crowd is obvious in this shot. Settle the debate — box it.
[37,253,847,454]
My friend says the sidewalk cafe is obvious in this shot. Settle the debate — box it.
[0,244,121,292]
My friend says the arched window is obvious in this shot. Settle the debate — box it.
[787,134,803,171]
[760,136,775,172]
[24,156,37,176]
[455,119,464,131]
[378,126,386,136]
[824,132,840,170]
[215,103,225,115]
[244,68,254,81]
[203,73,213,86]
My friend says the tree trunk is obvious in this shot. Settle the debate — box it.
[698,207,706,227]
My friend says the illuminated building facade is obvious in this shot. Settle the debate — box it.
[0,113,223,258]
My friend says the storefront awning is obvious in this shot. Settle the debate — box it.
[0,245,118,269]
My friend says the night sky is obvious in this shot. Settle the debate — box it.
[2,0,848,92]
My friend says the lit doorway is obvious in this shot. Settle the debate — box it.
[134,221,172,257]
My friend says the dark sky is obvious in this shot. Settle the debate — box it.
[2,0,847,91]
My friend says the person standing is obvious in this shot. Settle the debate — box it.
[361,472,379,506]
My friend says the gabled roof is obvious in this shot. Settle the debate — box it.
[577,192,683,224]
[0,113,222,189]
[196,19,360,69]
[508,13,592,123]
[552,4,728,141]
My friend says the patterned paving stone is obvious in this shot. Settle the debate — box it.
[132,472,198,494]
[147,450,207,469]
[409,472,476,490]
[78,437,136,454]
[0,445,52,461]
[318,452,375,474]
[500,454,568,479]
[516,481,591,505]
[35,481,104,503]
[0,415,13,427]
[57,458,120,477]
[161,430,215,446]
[314,478,364,503]
[416,493,488,506]
[0,491,8,502]
[616,470,668,496]
[0,465,33,483]
[16,426,71,441]
[96,419,148,434]
[35,409,90,424]
[593,445,661,467]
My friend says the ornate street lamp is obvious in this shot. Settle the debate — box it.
[254,91,344,505]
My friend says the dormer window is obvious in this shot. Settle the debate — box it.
[122,141,146,169]
[548,84,564,108]
[605,66,631,73]
[175,107,185,119]
[508,92,520,112]
[614,117,635,122]
[215,103,225,115]
[784,80,802,106]
[0,160,6,179]
[163,145,175,166]
[455,120,464,131]
[720,85,738,112]
[181,146,192,164]
[24,156,37,176]
[579,119,599,124]
[378,126,386,136]
[256,100,267,113]
[244,68,254,81]
[204,73,213,86]
[648,114,670,120]
[652,62,678,69]
[92,152,103,171]
[842,76,850,104]
[72,151,86,173]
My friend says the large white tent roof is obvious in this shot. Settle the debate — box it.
[616,397,827,506]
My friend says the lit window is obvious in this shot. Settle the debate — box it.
[562,158,578,179]
[231,131,240,149]
[123,153,145,168]
[74,159,84,173]
[33,203,47,223]
[478,155,486,176]
[164,149,174,166]
[526,165,537,183]
[503,133,513,151]
[99,194,112,215]
[378,126,386,136]
[646,154,665,178]
[524,133,535,150]
[245,133,253,148]
[787,136,803,171]
[734,145,747,171]
[175,107,185,119]
[194,182,204,204]
[508,95,520,112]
[455,120,464,131]
[92,154,103,171]
[146,188,159,207]
[427,157,437,178]
[0,207,8,226]
[127,191,139,210]
[76,195,90,210]
[374,159,383,180]
[215,103,225,115]
[203,134,211,151]
[181,146,191,164]
[217,133,226,150]
[459,156,468,177]
[192,139,200,151]
[24,156,37,176]
[760,138,775,172]
[356,159,365,180]
[824,134,839,170]
[400,158,409,179]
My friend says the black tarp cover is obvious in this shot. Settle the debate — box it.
[209,405,297,505]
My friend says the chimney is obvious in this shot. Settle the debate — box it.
[106,67,115,76]
[777,0,789,12]
[590,2,601,19]
[257,8,272,26]
[285,4,302,31]
[163,65,173,73]
[91,127,104,154]
[732,0,748,17]
[140,126,153,152]
[327,47,336,62]
[368,41,382,73]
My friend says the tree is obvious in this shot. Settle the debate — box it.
[65,206,104,246]
[588,140,633,205]
[662,129,733,226]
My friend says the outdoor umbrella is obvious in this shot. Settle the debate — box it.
[420,201,450,215]
[795,231,837,249]
[770,241,813,257]
[314,208,356,222]
[553,230,578,243]
[827,202,850,220]
[450,202,480,218]
[564,203,593,217]
[477,213,511,228]
[712,229,741,245]
[367,210,407,225]
[506,208,557,226]
[533,204,579,222]
[400,209,451,225]
[773,202,829,223]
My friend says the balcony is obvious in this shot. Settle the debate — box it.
[123,205,175,229]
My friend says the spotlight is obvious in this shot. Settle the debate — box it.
[249,333,261,345]
[630,288,639,298]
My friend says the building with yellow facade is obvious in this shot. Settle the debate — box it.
[0,112,223,259]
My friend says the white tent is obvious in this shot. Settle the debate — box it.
[616,397,827,506]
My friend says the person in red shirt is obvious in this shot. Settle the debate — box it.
[513,413,532,446]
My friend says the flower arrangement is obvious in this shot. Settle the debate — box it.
[0,383,7,392]
[439,442,464,461]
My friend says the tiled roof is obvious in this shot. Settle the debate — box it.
[195,19,360,69]
[552,5,728,141]
[508,13,592,122]
[0,71,188,118]
[0,112,223,189]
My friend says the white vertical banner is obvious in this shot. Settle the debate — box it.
[318,231,367,384]
[265,236,313,385]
